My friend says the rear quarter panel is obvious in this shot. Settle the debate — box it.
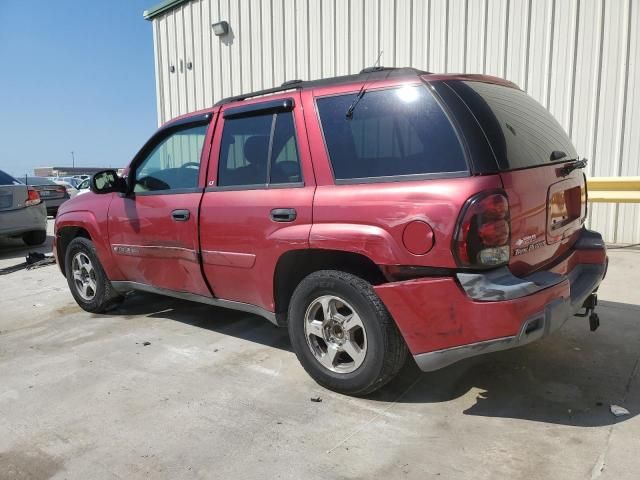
[310,177,503,267]
[300,87,503,267]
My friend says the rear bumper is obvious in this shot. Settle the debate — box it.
[42,197,67,214]
[374,228,607,372]
[0,203,47,237]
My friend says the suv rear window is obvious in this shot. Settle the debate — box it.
[449,81,578,170]
[316,85,467,182]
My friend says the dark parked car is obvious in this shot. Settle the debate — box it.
[0,170,47,245]
[23,176,70,216]
[54,68,607,395]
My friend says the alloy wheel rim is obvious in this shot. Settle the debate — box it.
[303,295,367,373]
[71,252,97,301]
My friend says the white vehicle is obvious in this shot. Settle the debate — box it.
[75,178,91,196]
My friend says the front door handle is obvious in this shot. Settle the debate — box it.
[171,209,190,221]
[270,208,297,222]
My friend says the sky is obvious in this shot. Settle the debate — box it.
[0,0,158,177]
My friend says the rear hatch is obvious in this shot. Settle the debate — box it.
[0,171,28,212]
[448,80,587,276]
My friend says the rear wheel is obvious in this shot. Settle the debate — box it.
[65,237,122,313]
[22,230,47,246]
[288,270,407,396]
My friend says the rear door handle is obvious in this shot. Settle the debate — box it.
[171,209,190,221]
[270,208,297,222]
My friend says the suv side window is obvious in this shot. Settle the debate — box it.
[316,85,467,182]
[134,124,208,193]
[218,111,301,187]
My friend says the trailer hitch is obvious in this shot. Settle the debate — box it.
[575,293,600,331]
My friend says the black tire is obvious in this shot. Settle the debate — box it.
[288,270,408,396]
[22,230,47,246]
[64,237,123,313]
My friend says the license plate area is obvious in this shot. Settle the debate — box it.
[547,178,586,243]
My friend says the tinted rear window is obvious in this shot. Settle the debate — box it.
[26,177,56,185]
[316,85,467,181]
[0,170,19,186]
[450,81,577,170]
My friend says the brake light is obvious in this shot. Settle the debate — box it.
[454,191,511,268]
[25,188,41,206]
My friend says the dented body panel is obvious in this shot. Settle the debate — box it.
[54,70,608,373]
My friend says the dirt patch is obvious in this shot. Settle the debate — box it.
[0,448,63,480]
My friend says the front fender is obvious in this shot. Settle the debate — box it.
[55,210,124,280]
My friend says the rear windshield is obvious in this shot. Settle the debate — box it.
[316,85,467,182]
[0,170,19,186]
[26,177,56,185]
[449,81,577,170]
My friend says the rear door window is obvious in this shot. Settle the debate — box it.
[217,111,302,187]
[316,85,467,182]
[448,81,578,170]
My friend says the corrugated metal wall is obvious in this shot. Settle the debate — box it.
[150,0,640,243]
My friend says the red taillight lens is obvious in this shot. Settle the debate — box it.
[454,191,511,268]
[25,188,41,207]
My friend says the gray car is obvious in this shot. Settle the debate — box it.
[23,176,70,216]
[0,170,47,245]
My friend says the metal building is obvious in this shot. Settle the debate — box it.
[144,0,639,243]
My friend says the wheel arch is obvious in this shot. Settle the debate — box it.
[273,249,388,322]
[55,211,122,279]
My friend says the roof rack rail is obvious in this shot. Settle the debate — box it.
[213,68,433,106]
[281,79,303,87]
[214,82,303,106]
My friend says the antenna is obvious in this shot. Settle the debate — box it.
[374,50,383,68]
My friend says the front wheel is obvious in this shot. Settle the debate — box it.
[64,237,122,313]
[288,270,408,396]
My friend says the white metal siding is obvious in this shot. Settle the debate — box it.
[150,0,640,243]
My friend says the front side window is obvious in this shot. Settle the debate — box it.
[134,124,208,192]
[316,85,467,181]
[217,111,301,187]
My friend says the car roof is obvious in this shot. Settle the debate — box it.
[213,67,429,106]
[163,67,519,127]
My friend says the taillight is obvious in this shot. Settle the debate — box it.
[453,191,511,268]
[56,186,67,194]
[25,188,41,206]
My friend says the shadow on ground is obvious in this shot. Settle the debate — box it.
[0,235,54,262]
[106,292,639,429]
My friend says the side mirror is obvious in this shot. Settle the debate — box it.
[90,170,126,194]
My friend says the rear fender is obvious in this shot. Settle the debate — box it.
[309,223,403,264]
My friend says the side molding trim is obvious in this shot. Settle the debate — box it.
[111,281,278,325]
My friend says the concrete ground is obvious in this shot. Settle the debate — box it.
[0,220,638,480]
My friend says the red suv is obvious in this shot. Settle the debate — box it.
[54,68,607,395]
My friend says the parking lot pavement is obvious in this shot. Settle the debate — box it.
[0,221,638,480]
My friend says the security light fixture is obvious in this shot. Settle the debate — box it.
[212,21,229,36]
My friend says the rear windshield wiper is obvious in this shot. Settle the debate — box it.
[345,85,366,119]
[559,158,588,176]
